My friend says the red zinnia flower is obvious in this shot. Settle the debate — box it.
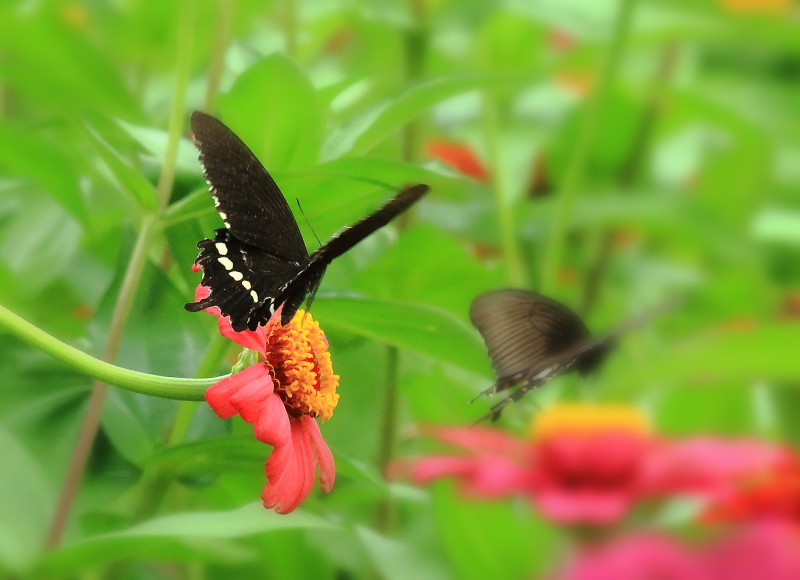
[701,449,800,524]
[412,404,655,523]
[409,404,793,525]
[195,285,339,514]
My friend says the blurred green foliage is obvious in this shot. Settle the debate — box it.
[1,0,799,578]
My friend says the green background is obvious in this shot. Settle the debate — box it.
[1,0,799,577]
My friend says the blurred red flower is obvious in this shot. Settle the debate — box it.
[412,405,653,523]
[195,284,339,514]
[702,449,800,524]
[410,404,790,524]
[425,139,489,181]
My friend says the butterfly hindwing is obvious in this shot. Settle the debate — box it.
[186,229,306,331]
[190,111,307,259]
[469,289,592,384]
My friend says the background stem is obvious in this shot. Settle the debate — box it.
[44,0,197,549]
[539,0,637,294]
[482,97,526,286]
[580,42,678,315]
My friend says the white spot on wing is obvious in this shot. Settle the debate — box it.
[217,257,234,270]
[250,290,259,302]
[215,243,228,255]
[219,211,227,220]
[228,270,243,281]
[241,280,251,289]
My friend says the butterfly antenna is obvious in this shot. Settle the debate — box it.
[296,198,322,248]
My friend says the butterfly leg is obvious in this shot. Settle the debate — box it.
[467,372,525,404]
[470,382,538,424]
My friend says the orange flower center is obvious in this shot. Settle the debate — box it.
[263,309,340,421]
[531,403,651,441]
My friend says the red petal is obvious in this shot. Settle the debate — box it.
[193,284,268,353]
[413,455,476,483]
[194,284,221,317]
[205,364,270,418]
[230,372,275,421]
[535,489,632,524]
[423,425,532,461]
[252,392,292,448]
[261,419,316,514]
[303,416,335,493]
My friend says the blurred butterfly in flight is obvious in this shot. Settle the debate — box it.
[185,112,429,331]
[469,289,676,422]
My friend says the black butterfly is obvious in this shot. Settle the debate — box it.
[185,111,429,331]
[469,289,672,422]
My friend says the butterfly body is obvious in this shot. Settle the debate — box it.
[469,289,614,421]
[185,112,428,331]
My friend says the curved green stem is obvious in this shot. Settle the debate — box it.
[0,304,221,400]
[539,0,637,294]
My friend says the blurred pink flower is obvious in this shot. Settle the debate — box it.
[641,438,791,501]
[195,284,339,514]
[705,521,800,580]
[555,522,800,580]
[410,404,791,525]
[555,534,708,580]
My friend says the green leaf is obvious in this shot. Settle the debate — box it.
[216,54,323,170]
[36,503,337,574]
[0,11,141,119]
[325,75,513,159]
[311,295,487,375]
[101,390,157,466]
[146,436,264,477]
[616,324,800,392]
[0,196,81,292]
[84,122,159,211]
[0,121,89,224]
[752,207,800,245]
[356,526,448,580]
[0,427,51,573]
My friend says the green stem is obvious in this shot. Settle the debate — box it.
[44,0,198,550]
[0,303,220,399]
[539,0,637,294]
[373,2,427,540]
[375,346,399,535]
[202,0,235,112]
[282,0,298,59]
[482,97,526,287]
[581,42,678,315]
[168,333,231,445]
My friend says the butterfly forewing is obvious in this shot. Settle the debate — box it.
[271,184,429,324]
[312,184,429,263]
[469,289,592,382]
[185,112,429,331]
[190,111,307,259]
